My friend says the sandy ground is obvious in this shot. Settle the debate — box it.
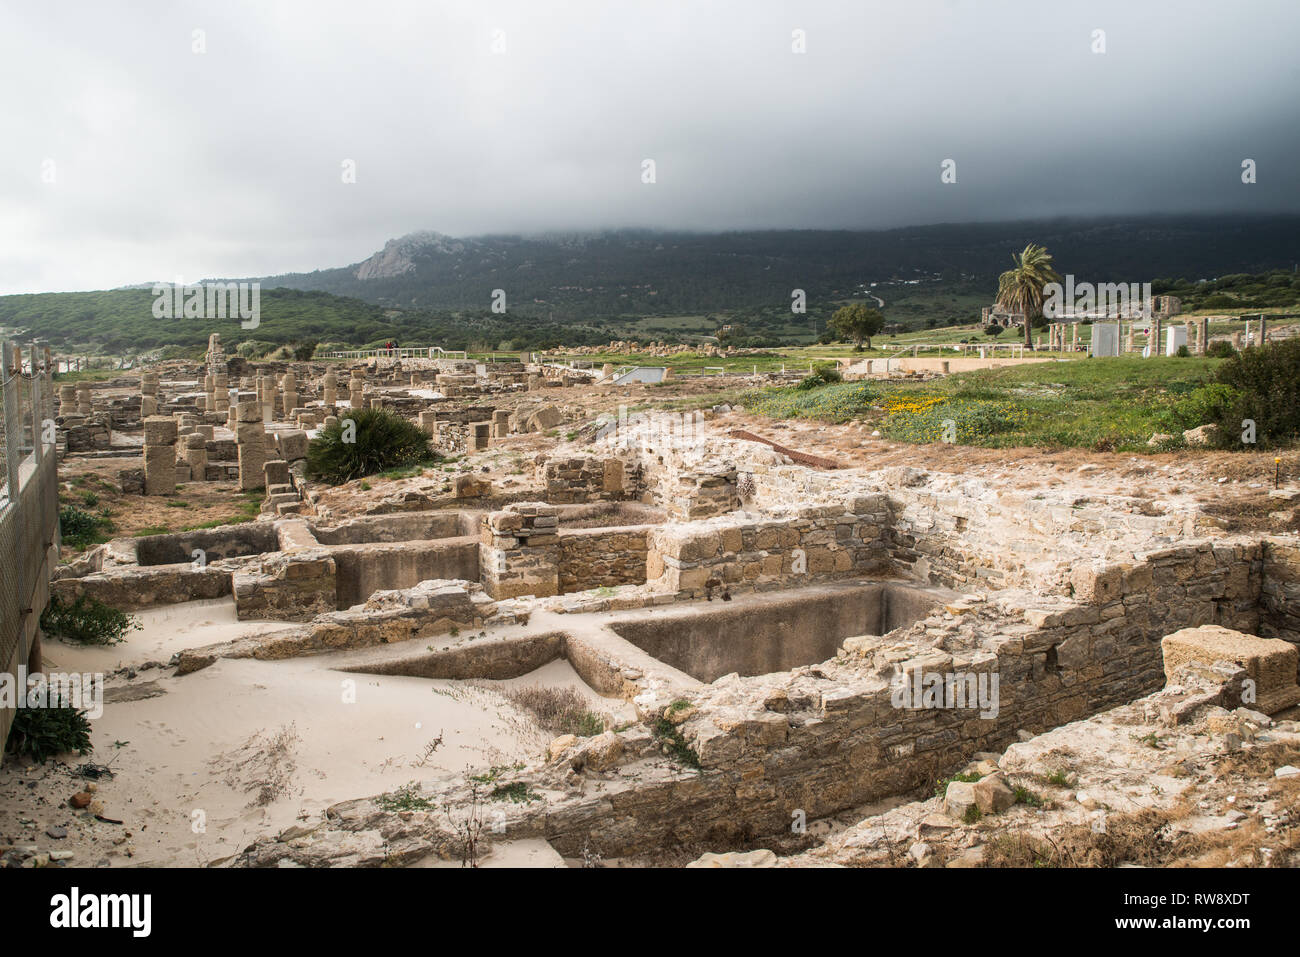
[2,600,623,867]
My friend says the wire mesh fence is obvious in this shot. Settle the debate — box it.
[0,341,60,748]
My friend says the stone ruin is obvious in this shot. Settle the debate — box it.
[47,397,1300,866]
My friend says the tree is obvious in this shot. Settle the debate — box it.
[997,243,1061,349]
[829,303,885,351]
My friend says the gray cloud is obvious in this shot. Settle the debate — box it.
[2,0,1297,293]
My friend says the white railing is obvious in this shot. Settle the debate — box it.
[318,346,468,361]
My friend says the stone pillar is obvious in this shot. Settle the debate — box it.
[75,382,93,415]
[235,400,266,491]
[182,431,208,481]
[1197,317,1209,355]
[1232,331,1243,350]
[257,375,275,421]
[1151,316,1162,357]
[419,410,440,436]
[469,421,491,451]
[492,409,510,439]
[58,384,76,415]
[143,415,177,495]
[1071,324,1079,351]
[281,371,298,417]
[213,372,230,414]
[321,371,338,408]
[1257,316,1267,347]
[349,371,365,409]
[478,504,560,599]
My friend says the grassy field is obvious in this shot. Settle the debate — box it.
[738,356,1229,453]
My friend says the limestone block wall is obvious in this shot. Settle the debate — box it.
[540,454,634,504]
[1260,541,1300,652]
[558,527,651,593]
[540,543,1263,855]
[646,500,892,599]
[52,565,232,610]
[232,550,337,621]
[479,504,560,599]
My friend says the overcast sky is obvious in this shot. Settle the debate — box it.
[3,0,1298,294]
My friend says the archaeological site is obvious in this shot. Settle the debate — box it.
[4,335,1298,876]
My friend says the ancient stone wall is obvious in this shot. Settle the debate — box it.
[645,500,892,599]
[558,527,650,593]
[232,550,337,621]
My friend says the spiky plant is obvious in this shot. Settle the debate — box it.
[305,407,437,485]
[997,243,1062,349]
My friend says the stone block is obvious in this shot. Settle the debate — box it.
[1162,625,1300,714]
[142,416,178,446]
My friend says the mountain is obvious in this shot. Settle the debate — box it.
[252,216,1300,320]
[5,215,1300,355]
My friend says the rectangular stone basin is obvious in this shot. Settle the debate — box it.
[609,581,953,682]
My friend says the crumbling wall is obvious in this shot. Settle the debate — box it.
[645,500,892,599]
[558,527,650,593]
[1260,541,1300,653]
[233,550,337,621]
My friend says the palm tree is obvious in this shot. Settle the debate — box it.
[997,244,1061,349]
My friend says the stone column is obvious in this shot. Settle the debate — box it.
[348,371,365,409]
[235,400,267,491]
[281,371,298,417]
[182,431,208,481]
[58,384,76,416]
[1257,316,1268,347]
[257,375,275,421]
[75,382,93,415]
[492,409,510,439]
[213,371,230,414]
[1197,317,1209,355]
[1232,331,1243,350]
[469,421,491,451]
[1151,316,1163,356]
[143,415,177,495]
[140,372,159,417]
[1071,324,1079,351]
[419,410,440,436]
[321,371,338,408]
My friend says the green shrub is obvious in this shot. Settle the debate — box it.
[1210,339,1300,448]
[796,362,842,390]
[40,594,139,646]
[305,408,437,485]
[6,704,92,763]
[1175,344,1191,358]
[747,382,877,422]
[59,505,111,549]
[1153,382,1239,435]
[1206,340,1237,359]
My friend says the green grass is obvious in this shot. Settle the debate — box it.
[375,784,438,812]
[934,770,984,799]
[651,717,700,768]
[741,356,1230,453]
[489,781,542,804]
[180,490,263,531]
[746,381,878,423]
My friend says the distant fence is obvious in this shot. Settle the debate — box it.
[0,341,60,754]
[318,346,469,361]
